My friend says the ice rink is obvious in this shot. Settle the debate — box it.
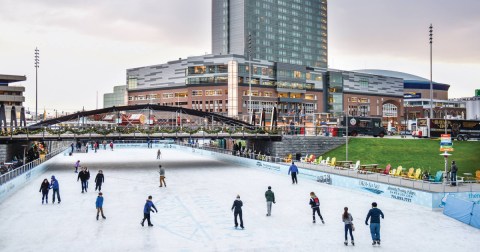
[1,147,479,251]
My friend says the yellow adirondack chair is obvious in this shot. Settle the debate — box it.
[402,168,414,178]
[283,154,292,163]
[409,168,422,180]
[394,166,403,177]
[329,157,337,167]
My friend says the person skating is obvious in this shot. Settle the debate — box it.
[85,167,91,190]
[39,178,50,204]
[159,165,166,187]
[77,167,89,193]
[231,195,244,229]
[157,149,162,159]
[265,186,275,216]
[450,160,458,186]
[342,207,354,246]
[95,170,105,191]
[141,195,158,227]
[96,192,106,220]
[309,192,324,224]
[110,141,114,151]
[50,175,61,204]
[74,160,80,173]
[365,202,384,245]
[288,161,299,184]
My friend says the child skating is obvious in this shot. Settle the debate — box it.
[96,192,106,220]
[309,192,324,224]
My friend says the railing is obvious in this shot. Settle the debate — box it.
[0,147,68,185]
[176,142,480,193]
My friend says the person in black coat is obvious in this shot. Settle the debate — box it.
[77,167,89,193]
[95,170,105,191]
[231,195,244,229]
[39,178,50,204]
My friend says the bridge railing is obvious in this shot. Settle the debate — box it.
[0,147,68,185]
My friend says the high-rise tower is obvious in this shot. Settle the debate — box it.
[212,0,328,68]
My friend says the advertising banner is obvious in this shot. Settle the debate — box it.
[440,134,454,151]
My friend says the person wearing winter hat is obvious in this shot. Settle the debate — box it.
[231,195,244,229]
[39,178,50,204]
[265,186,276,216]
[50,175,61,204]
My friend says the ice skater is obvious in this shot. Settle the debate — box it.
[110,141,114,151]
[342,207,354,246]
[85,167,91,189]
[265,186,275,216]
[50,175,61,204]
[156,149,162,159]
[141,195,158,227]
[39,178,50,204]
[288,161,299,184]
[96,192,106,220]
[231,195,244,229]
[95,170,105,191]
[74,160,80,173]
[78,167,89,193]
[309,192,324,224]
[365,202,384,246]
[159,165,166,187]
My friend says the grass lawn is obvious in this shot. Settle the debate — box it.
[323,138,480,175]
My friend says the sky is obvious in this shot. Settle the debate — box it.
[0,0,479,113]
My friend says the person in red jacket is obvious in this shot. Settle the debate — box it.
[309,192,324,224]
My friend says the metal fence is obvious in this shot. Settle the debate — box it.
[0,147,68,185]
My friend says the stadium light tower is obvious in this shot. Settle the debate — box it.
[34,47,40,122]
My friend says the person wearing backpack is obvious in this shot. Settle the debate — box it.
[309,192,324,224]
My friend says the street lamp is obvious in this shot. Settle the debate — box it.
[248,32,252,124]
[429,24,434,119]
[34,47,40,122]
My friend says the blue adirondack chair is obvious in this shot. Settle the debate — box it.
[428,171,444,183]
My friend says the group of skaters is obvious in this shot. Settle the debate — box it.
[71,141,114,154]
[39,148,385,247]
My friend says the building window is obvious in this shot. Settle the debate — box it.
[305,94,316,100]
[192,90,203,96]
[162,93,174,99]
[205,90,223,96]
[382,103,397,117]
[175,92,188,98]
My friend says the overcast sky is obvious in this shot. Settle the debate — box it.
[0,0,478,113]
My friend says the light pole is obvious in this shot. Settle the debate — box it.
[248,32,252,124]
[429,24,434,119]
[34,47,40,122]
[440,151,451,185]
[345,110,349,161]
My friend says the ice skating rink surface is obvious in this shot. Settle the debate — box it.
[0,148,479,252]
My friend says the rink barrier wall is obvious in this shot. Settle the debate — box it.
[0,148,68,202]
[175,144,480,210]
[443,196,480,229]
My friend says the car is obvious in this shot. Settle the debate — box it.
[400,130,411,135]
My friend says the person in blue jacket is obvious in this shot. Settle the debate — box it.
[288,161,299,184]
[141,195,158,227]
[365,202,385,246]
[96,192,106,220]
[50,175,61,204]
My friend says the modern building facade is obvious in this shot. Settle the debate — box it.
[0,74,26,125]
[212,0,328,68]
[103,85,127,108]
[126,54,403,125]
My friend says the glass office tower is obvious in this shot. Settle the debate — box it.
[212,0,328,68]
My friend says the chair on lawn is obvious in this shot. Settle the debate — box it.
[389,168,397,176]
[313,156,323,165]
[329,157,337,167]
[379,164,391,175]
[283,154,292,163]
[348,160,361,171]
[408,168,422,180]
[322,157,330,165]
[394,166,403,177]
[402,168,415,178]
[300,154,309,163]
[307,154,316,163]
[428,171,444,183]
[476,170,480,183]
